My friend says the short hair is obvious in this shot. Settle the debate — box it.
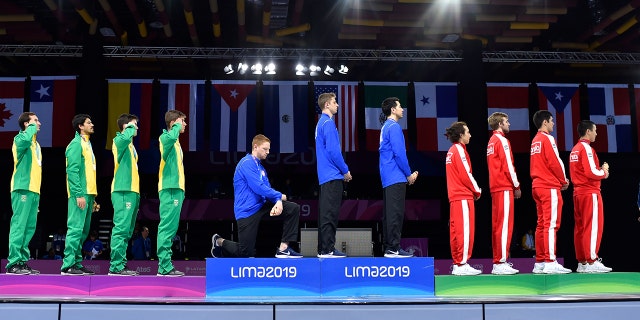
[381,97,400,117]
[17,112,35,131]
[252,134,271,148]
[532,110,552,129]
[72,114,91,133]
[165,110,186,128]
[318,92,336,110]
[117,113,139,131]
[577,120,596,137]
[488,112,508,130]
[445,121,468,143]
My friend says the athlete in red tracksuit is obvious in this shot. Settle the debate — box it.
[445,122,482,275]
[530,110,571,274]
[569,120,611,273]
[487,112,521,275]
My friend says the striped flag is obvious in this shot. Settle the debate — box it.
[537,83,581,151]
[262,81,309,153]
[414,82,457,152]
[587,84,632,153]
[0,78,24,149]
[486,83,530,153]
[210,80,257,152]
[363,82,409,151]
[106,79,153,149]
[159,80,206,151]
[29,76,76,148]
[314,81,359,152]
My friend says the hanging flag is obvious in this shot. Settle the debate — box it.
[363,82,409,151]
[106,79,153,150]
[159,80,206,151]
[486,83,531,153]
[314,81,359,152]
[0,78,24,149]
[537,83,581,151]
[29,76,76,148]
[210,80,257,152]
[414,82,458,152]
[262,81,309,153]
[587,84,632,153]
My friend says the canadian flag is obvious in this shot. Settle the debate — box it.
[0,78,24,149]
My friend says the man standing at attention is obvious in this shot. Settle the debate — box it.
[108,113,140,276]
[445,121,482,275]
[157,110,187,276]
[379,97,417,258]
[6,112,42,275]
[530,110,571,274]
[315,92,351,258]
[487,112,520,275]
[61,114,97,276]
[569,120,612,273]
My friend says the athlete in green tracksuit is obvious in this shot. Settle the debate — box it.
[108,114,140,276]
[156,110,187,277]
[6,112,42,275]
[61,114,98,276]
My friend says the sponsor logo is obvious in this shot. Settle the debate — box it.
[173,199,179,206]
[445,152,453,164]
[20,195,27,202]
[344,265,411,278]
[125,202,131,209]
[569,151,579,162]
[531,142,542,155]
[486,144,494,156]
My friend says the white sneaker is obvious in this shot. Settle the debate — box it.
[532,262,545,274]
[542,261,572,274]
[491,262,519,275]
[576,262,588,273]
[452,263,482,276]
[583,259,612,273]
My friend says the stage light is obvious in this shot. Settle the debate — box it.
[238,63,248,74]
[309,65,320,76]
[323,65,335,76]
[224,64,234,74]
[338,65,349,74]
[265,63,276,75]
[295,64,306,76]
[251,63,263,75]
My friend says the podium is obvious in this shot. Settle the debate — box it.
[205,257,435,298]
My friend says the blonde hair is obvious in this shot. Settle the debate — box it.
[317,92,336,110]
[252,134,271,148]
[488,112,508,130]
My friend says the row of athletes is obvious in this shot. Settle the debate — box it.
[446,110,611,275]
[6,111,189,276]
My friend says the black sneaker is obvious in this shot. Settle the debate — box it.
[6,264,30,275]
[157,268,185,277]
[210,234,223,258]
[108,268,139,276]
[21,263,41,275]
[61,267,85,276]
[77,266,95,275]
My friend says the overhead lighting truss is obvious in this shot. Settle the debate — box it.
[1,45,640,64]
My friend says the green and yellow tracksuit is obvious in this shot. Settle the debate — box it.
[6,124,41,269]
[157,123,185,274]
[109,125,140,273]
[62,132,97,271]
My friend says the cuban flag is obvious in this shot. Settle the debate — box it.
[159,80,206,151]
[210,80,257,152]
[0,78,24,149]
[29,76,76,148]
[537,83,581,151]
[314,81,359,152]
[414,82,458,152]
[486,83,530,153]
[587,84,632,153]
[262,81,309,153]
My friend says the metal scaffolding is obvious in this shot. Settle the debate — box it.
[1,45,640,64]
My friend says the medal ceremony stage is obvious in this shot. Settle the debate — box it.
[2,258,640,320]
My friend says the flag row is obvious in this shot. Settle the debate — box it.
[1,77,639,153]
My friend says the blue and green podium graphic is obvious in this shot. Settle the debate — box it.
[206,257,434,298]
